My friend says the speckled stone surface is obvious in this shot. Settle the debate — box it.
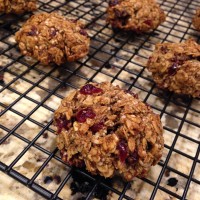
[0,171,45,200]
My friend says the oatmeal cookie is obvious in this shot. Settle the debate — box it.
[54,82,164,181]
[0,0,37,14]
[15,12,90,65]
[147,39,200,98]
[192,9,200,31]
[107,0,166,33]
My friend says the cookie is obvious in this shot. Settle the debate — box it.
[107,0,166,33]
[54,82,164,181]
[146,39,200,97]
[15,12,90,65]
[192,9,200,31]
[0,0,37,14]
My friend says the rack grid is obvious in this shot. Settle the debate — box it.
[0,0,200,199]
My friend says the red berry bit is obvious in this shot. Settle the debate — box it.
[76,108,96,123]
[117,140,128,163]
[168,63,178,76]
[127,150,138,165]
[55,116,71,134]
[144,20,152,26]
[80,84,103,95]
[90,121,104,133]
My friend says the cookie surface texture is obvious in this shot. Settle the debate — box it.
[147,39,200,97]
[0,0,37,14]
[54,82,164,181]
[107,0,166,33]
[15,12,90,65]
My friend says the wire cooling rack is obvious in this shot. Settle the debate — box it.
[0,0,200,199]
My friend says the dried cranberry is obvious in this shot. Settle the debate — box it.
[27,26,37,36]
[144,20,152,26]
[76,107,96,123]
[80,29,88,37]
[55,116,71,134]
[124,90,138,98]
[127,150,138,165]
[109,0,119,6]
[80,84,103,95]
[90,121,104,133]
[168,63,178,76]
[117,140,128,163]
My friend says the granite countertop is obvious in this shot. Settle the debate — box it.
[1,0,200,199]
[1,47,200,200]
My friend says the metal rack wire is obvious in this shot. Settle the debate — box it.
[0,0,200,199]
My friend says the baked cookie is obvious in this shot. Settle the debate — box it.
[15,12,90,65]
[192,9,200,31]
[107,0,166,33]
[146,39,200,97]
[54,82,164,181]
[0,0,37,14]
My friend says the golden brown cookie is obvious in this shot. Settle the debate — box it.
[15,12,90,65]
[192,9,200,31]
[107,0,166,33]
[54,82,164,181]
[147,39,200,97]
[0,0,37,14]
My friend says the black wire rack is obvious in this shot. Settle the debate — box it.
[0,0,200,199]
